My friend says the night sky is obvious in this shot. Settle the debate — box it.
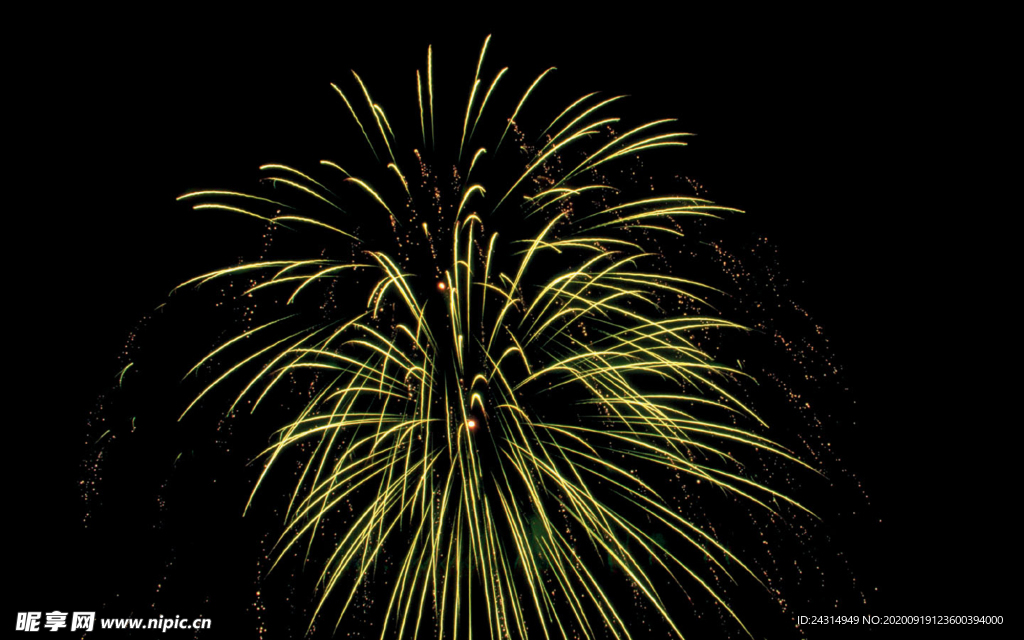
[11,12,1010,639]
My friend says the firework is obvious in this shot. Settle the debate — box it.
[170,37,815,639]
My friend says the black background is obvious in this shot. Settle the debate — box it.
[11,10,1011,639]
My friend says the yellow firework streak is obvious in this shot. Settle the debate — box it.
[174,37,815,640]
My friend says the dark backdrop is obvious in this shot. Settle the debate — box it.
[11,11,1010,639]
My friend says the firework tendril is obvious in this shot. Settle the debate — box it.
[173,37,816,639]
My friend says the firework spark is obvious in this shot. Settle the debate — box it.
[169,37,818,639]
